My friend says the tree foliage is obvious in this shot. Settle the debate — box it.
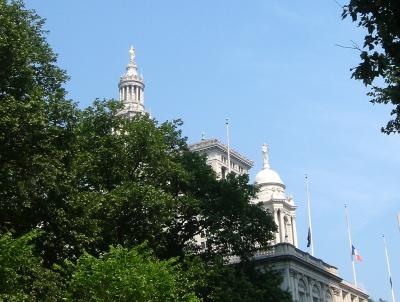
[64,244,199,302]
[0,232,63,301]
[0,0,77,243]
[342,0,400,134]
[0,1,291,301]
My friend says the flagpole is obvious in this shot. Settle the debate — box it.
[344,204,357,287]
[397,213,400,234]
[225,118,231,174]
[305,174,314,256]
[383,234,396,302]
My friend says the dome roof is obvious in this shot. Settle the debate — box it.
[255,143,285,186]
[255,168,284,186]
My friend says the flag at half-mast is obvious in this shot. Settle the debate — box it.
[352,245,362,262]
[307,227,311,248]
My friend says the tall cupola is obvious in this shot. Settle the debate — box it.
[255,144,286,200]
[116,46,145,117]
[253,144,298,247]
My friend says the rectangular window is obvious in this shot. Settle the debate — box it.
[221,166,227,179]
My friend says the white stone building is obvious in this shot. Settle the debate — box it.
[194,140,369,302]
[116,47,369,302]
[189,138,253,179]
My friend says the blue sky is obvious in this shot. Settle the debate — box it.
[26,0,400,299]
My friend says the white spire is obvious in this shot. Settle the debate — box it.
[117,46,145,118]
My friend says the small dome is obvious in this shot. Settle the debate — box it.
[255,168,284,186]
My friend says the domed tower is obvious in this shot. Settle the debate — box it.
[253,144,298,247]
[116,46,145,117]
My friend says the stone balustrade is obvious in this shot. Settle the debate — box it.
[229,243,338,276]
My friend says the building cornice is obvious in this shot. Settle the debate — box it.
[189,139,253,167]
[229,243,368,298]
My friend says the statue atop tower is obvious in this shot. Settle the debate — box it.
[262,143,270,169]
[116,46,145,118]
[129,46,135,63]
[254,143,298,247]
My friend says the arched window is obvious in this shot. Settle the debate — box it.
[298,279,307,302]
[312,284,321,302]
[325,290,333,302]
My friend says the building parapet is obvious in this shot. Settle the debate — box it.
[230,243,338,275]
[340,280,368,298]
[229,243,368,298]
[189,139,254,168]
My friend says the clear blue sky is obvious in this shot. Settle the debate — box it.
[26,0,400,300]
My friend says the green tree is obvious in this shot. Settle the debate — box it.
[64,244,199,302]
[342,0,400,134]
[0,0,101,266]
[0,1,291,300]
[0,232,63,301]
[0,0,76,234]
[71,100,276,262]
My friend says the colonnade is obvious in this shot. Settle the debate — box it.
[119,84,144,103]
[274,209,298,247]
[286,269,366,302]
[288,270,334,302]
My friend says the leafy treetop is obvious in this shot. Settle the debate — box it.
[342,0,400,134]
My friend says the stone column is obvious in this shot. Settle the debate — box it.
[292,216,298,247]
[293,275,299,302]
[308,280,313,302]
[134,86,137,101]
[288,270,296,301]
[334,289,341,302]
[279,211,285,243]
[284,266,290,291]
[286,219,293,244]
[274,210,279,244]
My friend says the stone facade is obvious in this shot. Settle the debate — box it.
[189,139,253,179]
[115,47,369,302]
[192,142,369,302]
[249,244,369,302]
